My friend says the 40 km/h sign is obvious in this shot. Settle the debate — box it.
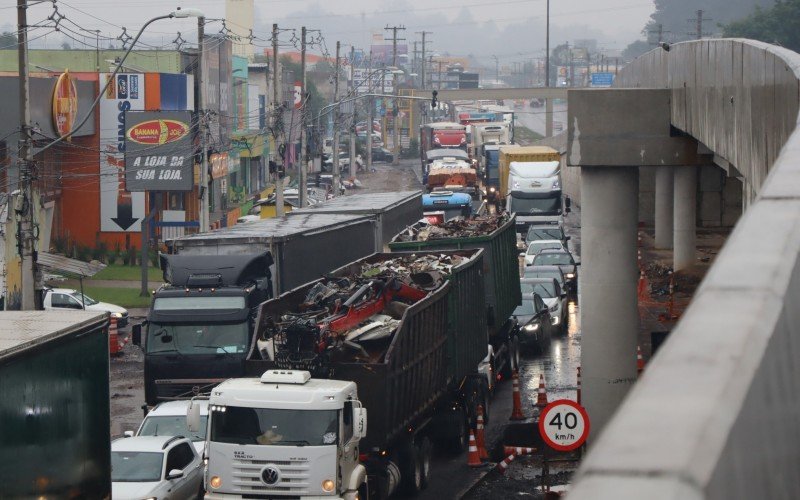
[538,399,590,451]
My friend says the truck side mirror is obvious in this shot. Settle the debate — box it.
[186,400,202,433]
[353,407,367,440]
[132,324,142,346]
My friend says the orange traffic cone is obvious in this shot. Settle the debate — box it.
[637,346,645,376]
[467,429,482,467]
[509,370,526,420]
[503,446,536,456]
[476,405,489,461]
[109,317,121,356]
[576,366,582,406]
[496,452,516,474]
[535,373,549,409]
[637,270,649,302]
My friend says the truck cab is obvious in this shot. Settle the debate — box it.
[506,160,569,232]
[200,370,367,500]
[133,253,273,406]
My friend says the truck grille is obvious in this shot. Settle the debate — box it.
[232,458,311,495]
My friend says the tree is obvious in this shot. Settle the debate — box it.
[0,32,16,49]
[641,0,772,43]
[724,0,800,51]
[622,40,653,62]
[61,41,72,50]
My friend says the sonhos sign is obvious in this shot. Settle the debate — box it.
[124,111,194,191]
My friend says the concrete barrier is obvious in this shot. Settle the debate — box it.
[568,39,800,499]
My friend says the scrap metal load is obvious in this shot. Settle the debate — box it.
[257,253,468,376]
[426,158,478,195]
[395,213,512,242]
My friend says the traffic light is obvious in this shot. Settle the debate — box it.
[431,90,438,109]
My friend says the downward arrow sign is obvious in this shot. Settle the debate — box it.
[111,202,139,230]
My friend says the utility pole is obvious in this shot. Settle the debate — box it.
[332,41,341,196]
[689,10,712,39]
[272,23,285,217]
[416,31,431,89]
[366,51,373,172]
[385,24,405,166]
[197,17,210,232]
[545,0,550,87]
[349,45,357,179]
[492,55,499,84]
[299,26,308,207]
[649,23,671,46]
[17,0,36,310]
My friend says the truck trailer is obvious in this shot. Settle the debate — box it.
[0,311,111,498]
[212,250,490,498]
[389,214,523,389]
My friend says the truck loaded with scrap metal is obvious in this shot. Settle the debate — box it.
[200,250,491,499]
[389,213,523,390]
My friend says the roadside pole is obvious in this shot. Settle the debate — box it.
[197,16,210,232]
[349,46,356,180]
[17,0,36,310]
[299,26,308,208]
[272,23,285,217]
[332,41,341,195]
[365,52,373,172]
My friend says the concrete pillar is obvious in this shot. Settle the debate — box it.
[545,98,554,137]
[674,166,697,271]
[654,166,674,249]
[580,166,640,440]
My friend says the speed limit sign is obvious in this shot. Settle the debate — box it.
[538,399,590,451]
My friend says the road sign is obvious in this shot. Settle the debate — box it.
[590,72,614,88]
[538,399,590,451]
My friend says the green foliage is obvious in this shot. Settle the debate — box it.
[622,40,653,62]
[0,32,16,48]
[91,241,108,263]
[280,56,326,119]
[82,286,153,308]
[638,0,772,44]
[723,0,800,51]
[92,264,162,282]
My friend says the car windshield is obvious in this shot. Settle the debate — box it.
[139,415,208,442]
[73,292,98,306]
[527,227,565,241]
[514,298,535,316]
[146,322,250,355]
[533,253,574,266]
[210,407,339,446]
[521,282,556,298]
[527,242,562,255]
[111,451,163,482]
[510,196,561,214]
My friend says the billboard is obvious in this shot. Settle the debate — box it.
[125,111,194,192]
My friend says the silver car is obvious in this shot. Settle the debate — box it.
[112,435,203,500]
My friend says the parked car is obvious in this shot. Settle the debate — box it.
[371,147,394,162]
[323,152,364,172]
[129,400,209,454]
[513,291,553,353]
[111,435,203,500]
[522,265,567,294]
[521,277,567,334]
[523,239,566,265]
[42,288,129,326]
[531,248,579,293]
[525,224,570,249]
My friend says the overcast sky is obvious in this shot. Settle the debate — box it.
[16,0,655,64]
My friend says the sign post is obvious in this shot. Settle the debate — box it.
[538,399,590,452]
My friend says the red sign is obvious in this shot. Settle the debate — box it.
[538,399,590,452]
[294,81,303,109]
[52,70,78,138]
[126,119,190,145]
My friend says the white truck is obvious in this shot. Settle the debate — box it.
[506,160,567,228]
[195,369,368,500]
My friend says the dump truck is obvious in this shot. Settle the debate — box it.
[426,157,479,196]
[209,250,490,498]
[419,122,468,171]
[134,214,378,406]
[389,214,523,390]
[0,311,111,498]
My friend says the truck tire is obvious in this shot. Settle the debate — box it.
[445,409,469,455]
[418,437,433,489]
[399,442,423,495]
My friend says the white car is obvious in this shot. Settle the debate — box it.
[521,277,567,333]
[130,400,209,454]
[112,435,203,500]
[523,239,566,265]
[42,288,129,326]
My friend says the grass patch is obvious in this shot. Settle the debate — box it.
[515,126,545,146]
[92,264,162,282]
[83,286,153,309]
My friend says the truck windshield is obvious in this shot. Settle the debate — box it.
[210,407,339,446]
[510,196,561,214]
[146,322,250,355]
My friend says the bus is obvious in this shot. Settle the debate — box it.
[422,191,473,224]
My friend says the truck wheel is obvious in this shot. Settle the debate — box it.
[399,442,423,495]
[445,409,469,455]
[418,437,433,489]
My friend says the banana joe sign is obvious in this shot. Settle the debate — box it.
[124,111,194,191]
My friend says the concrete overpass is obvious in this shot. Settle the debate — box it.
[566,39,800,499]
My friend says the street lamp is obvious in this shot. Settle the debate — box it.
[38,8,205,154]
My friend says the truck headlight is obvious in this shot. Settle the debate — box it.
[566,273,575,279]
[210,476,222,489]
[322,479,335,492]
[551,316,560,325]
[489,187,496,192]
[523,323,539,332]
